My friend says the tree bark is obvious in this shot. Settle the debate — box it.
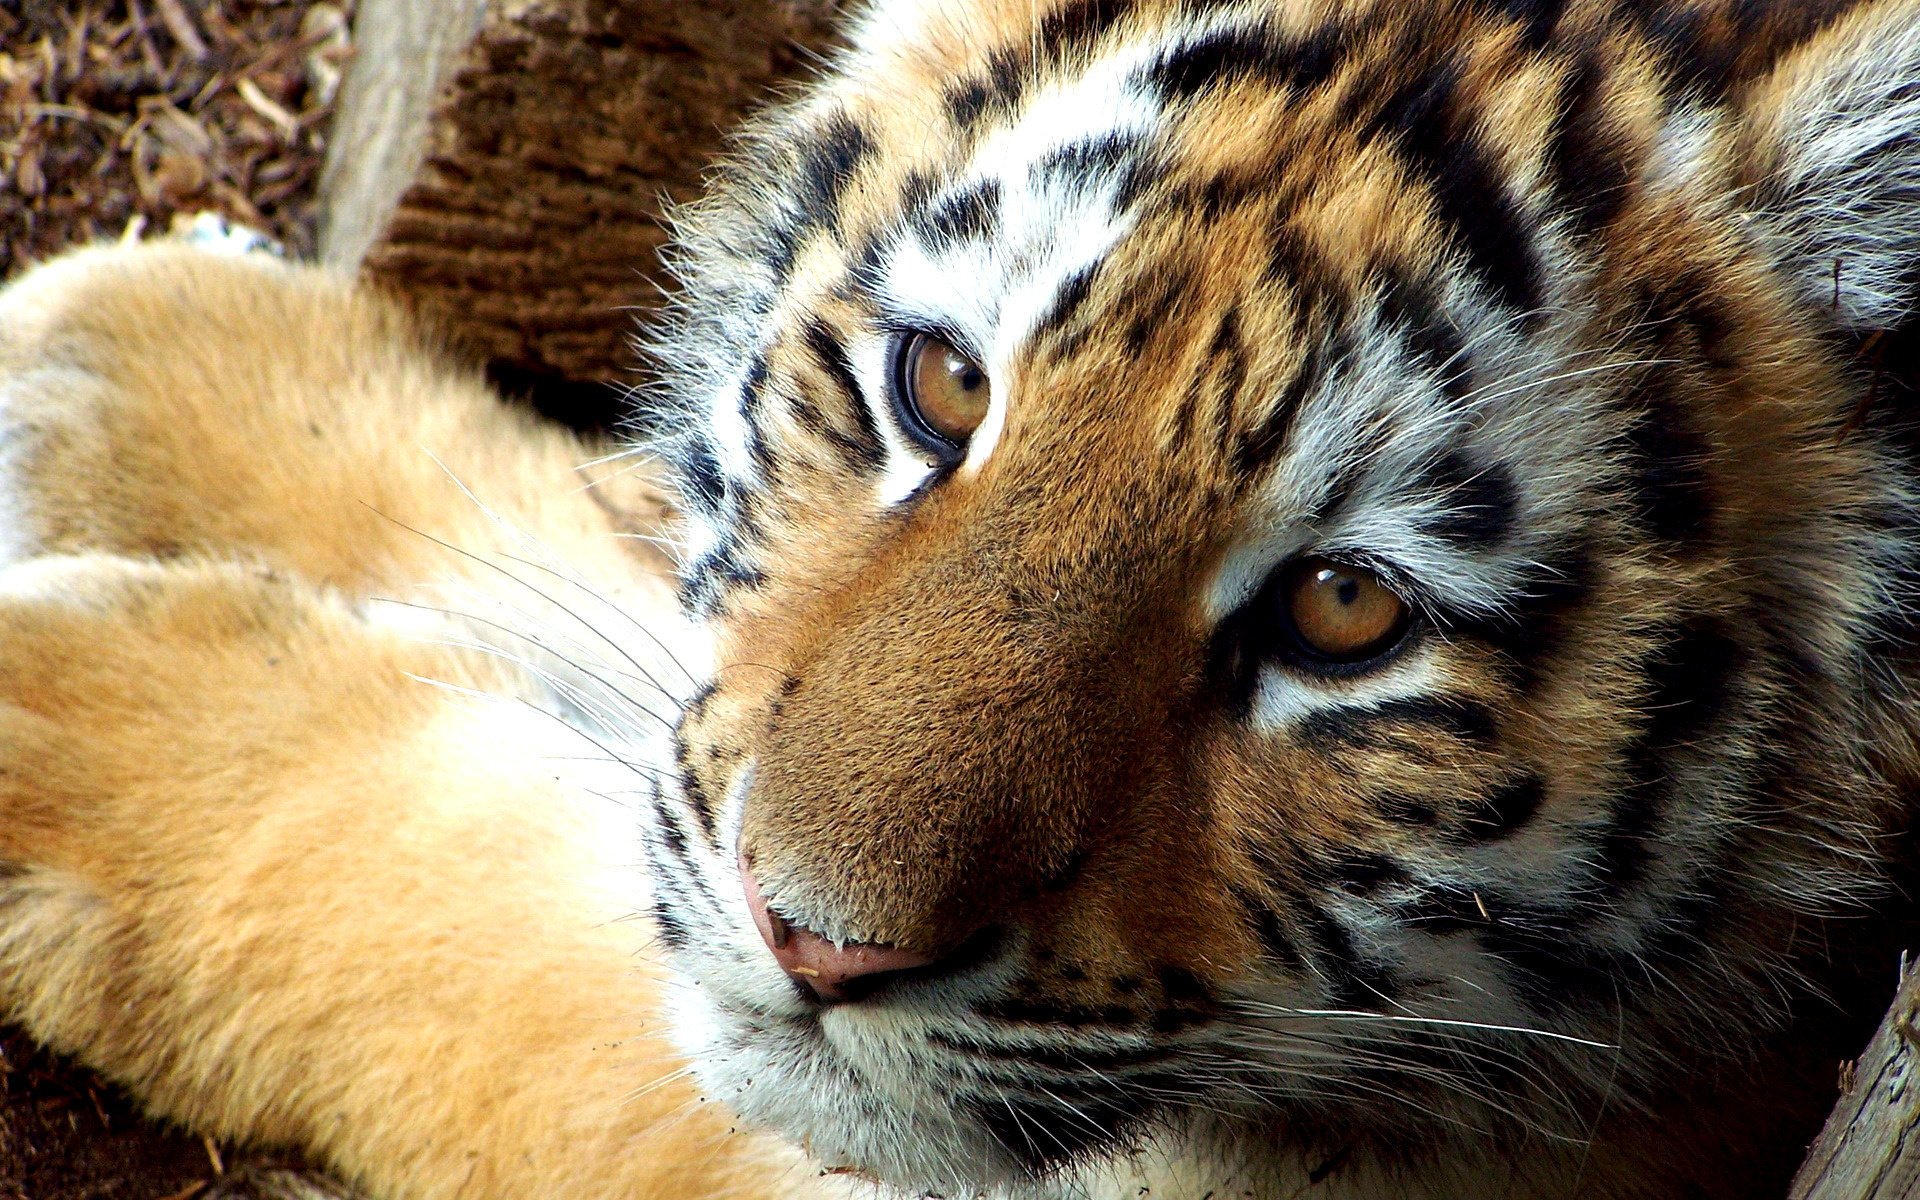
[1789,957,1920,1200]
[317,0,841,421]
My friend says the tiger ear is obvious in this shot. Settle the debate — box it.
[1738,4,1920,331]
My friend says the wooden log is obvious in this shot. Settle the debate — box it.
[317,0,841,423]
[1789,956,1920,1200]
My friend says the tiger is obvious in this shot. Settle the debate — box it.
[4,0,1920,1197]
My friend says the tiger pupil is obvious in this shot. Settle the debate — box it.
[1283,557,1410,665]
[906,333,991,447]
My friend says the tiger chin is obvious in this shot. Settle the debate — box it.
[6,2,1920,1199]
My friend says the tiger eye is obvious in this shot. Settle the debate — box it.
[901,332,991,445]
[1284,557,1409,662]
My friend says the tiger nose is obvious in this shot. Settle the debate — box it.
[741,862,936,1003]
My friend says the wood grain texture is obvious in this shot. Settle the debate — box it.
[321,0,841,414]
[1790,958,1920,1200]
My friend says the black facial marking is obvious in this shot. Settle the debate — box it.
[927,1032,1171,1074]
[1482,0,1566,47]
[946,77,993,128]
[651,896,692,949]
[1158,965,1212,1006]
[1546,48,1632,235]
[1303,907,1397,1009]
[1463,774,1545,840]
[672,732,719,840]
[1362,60,1544,319]
[951,46,1029,128]
[1232,329,1319,479]
[1377,271,1471,398]
[1373,792,1440,827]
[1622,381,1714,543]
[801,322,886,470]
[1295,696,1498,751]
[1591,620,1742,897]
[680,538,767,613]
[966,1084,1155,1176]
[1236,887,1307,969]
[1328,851,1408,895]
[670,438,727,517]
[1634,5,1735,100]
[1142,20,1345,104]
[1034,264,1102,347]
[1036,132,1141,188]
[1420,452,1518,549]
[1204,309,1252,461]
[980,998,1142,1028]
[740,356,778,474]
[1120,263,1196,360]
[1475,909,1612,1011]
[793,114,871,237]
[1440,540,1598,688]
[1038,0,1134,53]
[914,179,1003,245]
[1642,619,1742,746]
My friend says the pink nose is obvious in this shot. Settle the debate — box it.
[741,862,935,1002]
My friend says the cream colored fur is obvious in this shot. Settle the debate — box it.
[0,242,835,1200]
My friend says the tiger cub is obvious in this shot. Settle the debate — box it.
[5,2,1920,1199]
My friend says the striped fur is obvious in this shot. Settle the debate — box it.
[641,3,1920,1197]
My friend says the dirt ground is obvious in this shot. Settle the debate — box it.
[2,0,351,274]
[2,3,358,1195]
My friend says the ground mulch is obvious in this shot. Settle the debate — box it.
[2,0,353,275]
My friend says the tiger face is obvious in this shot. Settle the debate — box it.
[639,2,1920,1196]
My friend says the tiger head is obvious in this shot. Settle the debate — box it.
[639,2,1920,1196]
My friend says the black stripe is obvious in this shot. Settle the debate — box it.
[979,998,1143,1028]
[792,113,871,236]
[1462,773,1545,840]
[1419,452,1518,550]
[1482,0,1566,47]
[1372,792,1440,827]
[803,322,885,470]
[913,179,1002,244]
[965,1084,1155,1175]
[1303,907,1397,1009]
[1141,21,1345,103]
[1621,377,1714,544]
[1626,2,1734,100]
[1232,326,1317,477]
[1546,47,1632,235]
[1295,695,1498,751]
[1641,619,1741,746]
[651,896,692,950]
[679,539,766,613]
[1590,620,1741,897]
[671,731,718,841]
[946,77,992,127]
[1363,61,1544,318]
[740,356,775,476]
[1205,308,1251,461]
[1327,851,1409,895]
[947,47,1029,132]
[1120,262,1195,358]
[926,1032,1172,1074]
[1035,132,1141,188]
[670,439,726,517]
[1038,0,1134,53]
[1376,270,1472,398]
[1235,886,1306,969]
[1033,264,1101,346]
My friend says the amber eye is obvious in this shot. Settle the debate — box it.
[1282,557,1410,663]
[893,331,991,452]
